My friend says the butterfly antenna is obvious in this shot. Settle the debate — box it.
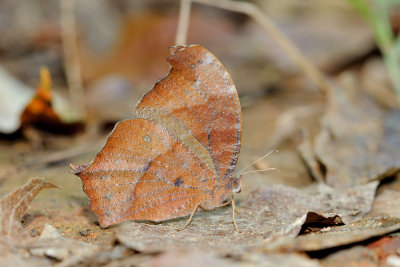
[237,150,278,176]
[240,168,279,176]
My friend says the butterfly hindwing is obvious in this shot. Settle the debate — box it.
[77,119,211,227]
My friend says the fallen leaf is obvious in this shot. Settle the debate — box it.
[266,104,324,150]
[0,245,52,267]
[20,67,82,133]
[361,57,399,109]
[115,182,377,256]
[265,217,400,252]
[367,173,400,219]
[53,245,132,267]
[29,223,98,262]
[297,133,325,183]
[367,236,400,261]
[137,250,321,267]
[0,178,57,240]
[321,246,379,267]
[137,250,244,267]
[20,67,62,127]
[241,253,321,267]
[369,189,400,219]
[302,73,400,187]
[249,2,374,73]
[245,182,378,225]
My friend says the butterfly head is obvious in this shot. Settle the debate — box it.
[231,175,242,194]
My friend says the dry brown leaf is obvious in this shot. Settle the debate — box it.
[137,250,244,267]
[245,182,378,225]
[0,178,57,240]
[20,67,82,133]
[267,104,324,150]
[29,223,98,262]
[367,236,400,262]
[115,182,377,255]
[368,173,400,219]
[265,217,400,252]
[20,67,62,128]
[302,73,400,187]
[321,246,379,267]
[298,134,324,183]
[138,250,321,267]
[369,190,400,219]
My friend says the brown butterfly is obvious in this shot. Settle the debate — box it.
[71,45,242,229]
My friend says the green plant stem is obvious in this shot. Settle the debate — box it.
[351,0,400,104]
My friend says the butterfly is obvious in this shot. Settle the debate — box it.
[71,45,242,230]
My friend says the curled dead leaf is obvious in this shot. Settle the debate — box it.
[0,178,58,240]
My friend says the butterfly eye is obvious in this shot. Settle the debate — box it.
[232,176,242,193]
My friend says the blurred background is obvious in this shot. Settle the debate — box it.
[0,0,380,125]
[0,0,399,246]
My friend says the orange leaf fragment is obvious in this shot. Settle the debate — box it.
[20,67,63,128]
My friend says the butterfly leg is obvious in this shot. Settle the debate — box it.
[218,197,241,214]
[231,195,240,231]
[217,196,240,231]
[179,204,199,231]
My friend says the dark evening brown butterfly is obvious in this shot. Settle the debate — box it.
[71,45,242,229]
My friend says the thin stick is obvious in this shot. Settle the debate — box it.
[175,0,192,45]
[192,0,331,94]
[237,150,277,175]
[60,0,86,118]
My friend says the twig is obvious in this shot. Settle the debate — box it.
[60,0,86,118]
[22,139,104,168]
[175,0,192,45]
[192,0,331,94]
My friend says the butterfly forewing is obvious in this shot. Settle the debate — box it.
[136,45,242,184]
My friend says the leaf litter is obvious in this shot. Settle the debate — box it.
[0,178,57,240]
[0,178,57,266]
[300,73,400,187]
[1,81,395,265]
[115,182,378,255]
[0,2,399,264]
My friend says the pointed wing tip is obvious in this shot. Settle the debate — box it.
[168,44,201,56]
[69,163,90,175]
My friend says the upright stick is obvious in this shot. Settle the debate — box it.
[175,0,192,45]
